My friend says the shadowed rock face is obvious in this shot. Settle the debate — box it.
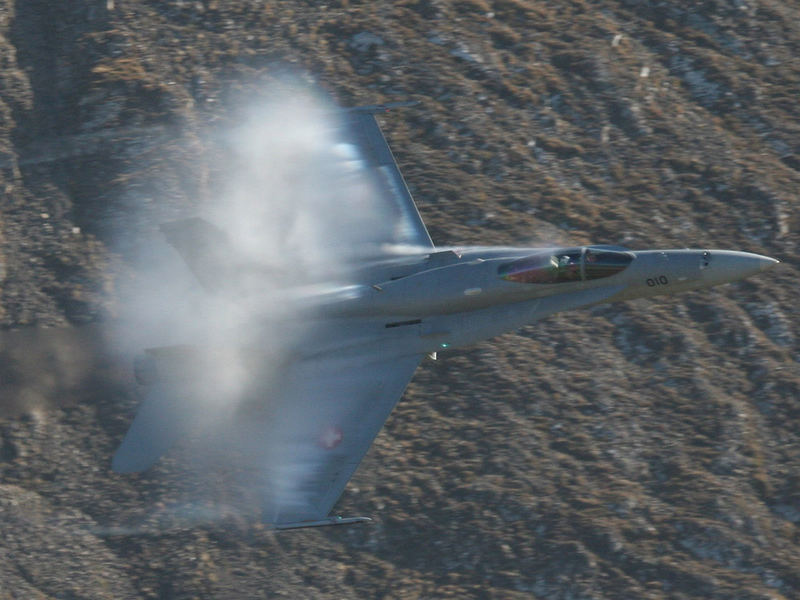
[1,1,799,598]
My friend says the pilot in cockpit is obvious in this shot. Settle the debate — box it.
[557,254,581,281]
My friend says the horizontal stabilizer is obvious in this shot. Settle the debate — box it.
[159,218,234,291]
[273,516,372,531]
[111,382,195,473]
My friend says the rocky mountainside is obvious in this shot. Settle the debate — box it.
[1,1,799,598]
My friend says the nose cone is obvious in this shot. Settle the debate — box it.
[756,254,780,271]
[705,250,779,284]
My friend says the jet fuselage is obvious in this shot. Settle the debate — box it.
[309,247,778,359]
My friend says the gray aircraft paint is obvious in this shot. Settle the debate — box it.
[112,101,778,530]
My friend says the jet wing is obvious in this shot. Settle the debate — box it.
[339,105,433,249]
[157,104,431,292]
[112,342,422,528]
[256,350,423,526]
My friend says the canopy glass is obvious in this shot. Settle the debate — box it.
[498,248,633,284]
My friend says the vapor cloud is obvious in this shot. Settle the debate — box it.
[109,83,391,524]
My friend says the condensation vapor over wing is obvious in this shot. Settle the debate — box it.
[109,87,426,522]
[208,93,431,286]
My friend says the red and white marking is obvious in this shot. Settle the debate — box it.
[318,425,343,450]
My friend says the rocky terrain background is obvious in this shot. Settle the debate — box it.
[1,1,799,598]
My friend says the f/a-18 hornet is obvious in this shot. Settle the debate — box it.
[112,102,779,530]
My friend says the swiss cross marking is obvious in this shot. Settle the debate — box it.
[318,425,343,450]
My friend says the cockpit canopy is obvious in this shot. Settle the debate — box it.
[498,247,634,284]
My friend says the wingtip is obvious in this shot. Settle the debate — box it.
[341,101,419,115]
[272,516,372,530]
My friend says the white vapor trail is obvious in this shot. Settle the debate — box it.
[109,84,394,525]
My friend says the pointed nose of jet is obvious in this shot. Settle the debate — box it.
[756,254,780,271]
[705,250,779,285]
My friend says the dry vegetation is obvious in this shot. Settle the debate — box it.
[1,1,799,598]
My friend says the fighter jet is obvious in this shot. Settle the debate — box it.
[111,102,779,530]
